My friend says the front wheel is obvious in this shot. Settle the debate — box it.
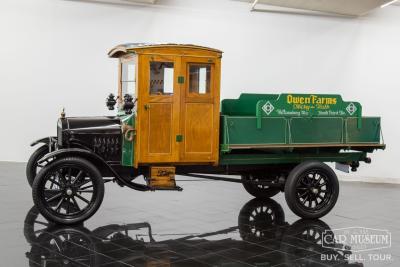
[32,157,104,225]
[284,161,339,219]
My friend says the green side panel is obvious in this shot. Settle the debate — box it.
[224,116,286,145]
[221,93,279,116]
[290,118,343,144]
[121,114,135,167]
[256,93,362,118]
[219,152,367,165]
[346,117,381,143]
[219,93,382,155]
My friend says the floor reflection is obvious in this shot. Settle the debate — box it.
[24,198,363,266]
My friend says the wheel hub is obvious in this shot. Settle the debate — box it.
[311,188,319,194]
[65,188,73,196]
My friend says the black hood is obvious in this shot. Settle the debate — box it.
[58,116,122,162]
[61,116,121,133]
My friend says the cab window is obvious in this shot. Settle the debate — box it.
[150,61,174,95]
[189,64,211,95]
[121,60,136,96]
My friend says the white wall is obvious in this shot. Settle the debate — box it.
[0,0,399,179]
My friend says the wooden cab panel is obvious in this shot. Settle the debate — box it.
[184,103,214,154]
[147,103,173,154]
[137,54,181,163]
[180,56,220,163]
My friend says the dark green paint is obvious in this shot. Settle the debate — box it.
[290,117,343,144]
[255,93,363,129]
[121,113,135,166]
[222,116,287,146]
[221,94,279,116]
[176,134,183,142]
[219,152,367,166]
[220,93,381,154]
[346,117,381,143]
[178,76,185,84]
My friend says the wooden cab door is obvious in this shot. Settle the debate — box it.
[180,56,220,163]
[138,55,181,163]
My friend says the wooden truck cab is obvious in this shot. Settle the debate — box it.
[109,44,222,167]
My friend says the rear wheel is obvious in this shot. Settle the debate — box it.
[241,174,280,198]
[26,145,50,187]
[284,161,339,219]
[32,157,104,225]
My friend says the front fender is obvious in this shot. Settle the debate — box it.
[38,148,102,164]
[38,148,149,192]
[30,136,57,147]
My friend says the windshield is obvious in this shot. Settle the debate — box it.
[120,59,136,99]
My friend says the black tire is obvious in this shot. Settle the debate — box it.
[284,161,339,219]
[280,219,334,266]
[241,174,280,198]
[32,157,104,225]
[23,206,53,244]
[26,145,49,187]
[27,225,97,267]
[285,219,331,244]
[283,219,352,261]
[238,198,286,242]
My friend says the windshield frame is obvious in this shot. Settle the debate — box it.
[118,54,137,106]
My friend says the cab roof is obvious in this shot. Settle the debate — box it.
[108,43,223,58]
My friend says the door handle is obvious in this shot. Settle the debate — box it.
[144,104,150,110]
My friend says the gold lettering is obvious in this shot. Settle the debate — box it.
[287,95,292,104]
[311,95,317,104]
[287,95,337,107]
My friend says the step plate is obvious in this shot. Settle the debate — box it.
[148,166,177,189]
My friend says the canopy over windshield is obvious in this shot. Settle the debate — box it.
[108,43,222,58]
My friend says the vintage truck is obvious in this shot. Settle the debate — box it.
[27,43,385,225]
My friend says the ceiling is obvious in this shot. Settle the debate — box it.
[67,0,399,16]
[68,0,157,5]
[248,0,399,16]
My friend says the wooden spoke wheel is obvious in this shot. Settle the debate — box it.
[284,161,339,219]
[241,174,281,198]
[32,157,104,225]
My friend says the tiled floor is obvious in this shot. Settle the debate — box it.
[0,162,399,267]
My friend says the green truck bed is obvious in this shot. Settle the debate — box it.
[219,93,384,165]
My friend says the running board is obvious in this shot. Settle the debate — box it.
[184,173,281,187]
[149,186,183,191]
